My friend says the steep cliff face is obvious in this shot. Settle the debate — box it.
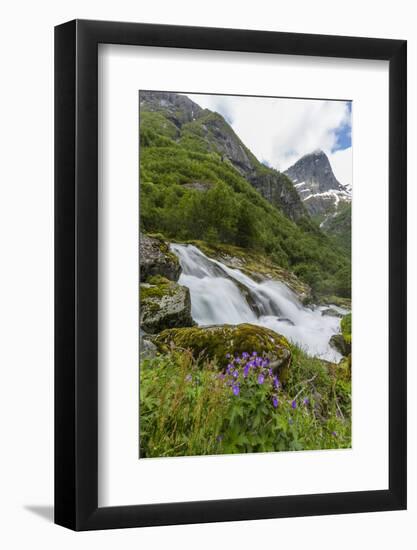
[284,150,351,220]
[139,90,204,128]
[140,91,307,222]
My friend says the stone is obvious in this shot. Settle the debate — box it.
[140,233,181,282]
[329,334,351,356]
[152,323,292,382]
[140,277,194,333]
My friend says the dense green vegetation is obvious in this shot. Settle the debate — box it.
[140,110,350,297]
[323,202,352,254]
[140,345,351,457]
[138,95,352,458]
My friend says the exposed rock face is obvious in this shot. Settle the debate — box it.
[140,233,181,282]
[246,170,307,222]
[140,277,194,333]
[284,150,351,220]
[139,91,307,223]
[285,150,344,194]
[140,90,203,128]
[152,323,292,382]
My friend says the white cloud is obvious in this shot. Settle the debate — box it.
[329,148,352,189]
[185,93,352,187]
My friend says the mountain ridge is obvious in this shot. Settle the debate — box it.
[284,149,351,220]
[140,91,307,222]
[139,91,351,297]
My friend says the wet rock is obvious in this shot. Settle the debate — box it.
[329,334,349,356]
[140,329,157,359]
[140,276,194,333]
[140,233,181,282]
[277,317,295,326]
[321,307,343,318]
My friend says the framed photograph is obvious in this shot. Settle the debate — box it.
[55,20,407,530]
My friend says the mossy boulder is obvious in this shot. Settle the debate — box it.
[140,277,194,333]
[152,323,292,382]
[140,233,181,282]
[329,313,352,357]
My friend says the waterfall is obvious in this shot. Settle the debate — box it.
[171,243,348,363]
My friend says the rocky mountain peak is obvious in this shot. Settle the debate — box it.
[284,149,343,194]
[140,90,204,128]
[284,150,350,219]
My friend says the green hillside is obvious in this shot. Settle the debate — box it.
[322,203,352,254]
[139,97,350,298]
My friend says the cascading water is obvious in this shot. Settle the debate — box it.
[171,243,348,363]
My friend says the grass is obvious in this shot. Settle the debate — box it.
[139,345,351,458]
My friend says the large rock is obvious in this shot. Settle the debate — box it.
[140,233,181,282]
[139,329,157,359]
[140,276,193,333]
[329,334,349,356]
[329,313,352,357]
[152,323,292,381]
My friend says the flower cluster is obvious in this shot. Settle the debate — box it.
[223,351,280,408]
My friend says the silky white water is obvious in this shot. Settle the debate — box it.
[171,243,347,362]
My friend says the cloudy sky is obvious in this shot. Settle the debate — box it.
[185,93,352,188]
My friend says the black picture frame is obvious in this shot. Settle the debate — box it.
[55,19,407,531]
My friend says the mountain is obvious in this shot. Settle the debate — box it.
[139,91,351,297]
[320,202,351,253]
[140,91,307,222]
[284,150,351,221]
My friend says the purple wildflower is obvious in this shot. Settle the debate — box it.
[216,434,224,443]
[332,431,337,437]
[291,399,297,409]
[233,370,239,379]
[185,374,192,382]
[243,364,250,378]
[303,397,309,406]
[252,351,257,357]
[273,376,280,389]
[225,353,231,359]
[258,373,265,385]
[232,384,240,396]
[272,396,279,408]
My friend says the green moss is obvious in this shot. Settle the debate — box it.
[341,313,352,344]
[152,324,291,382]
[140,279,176,303]
[145,233,180,268]
[147,275,170,285]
